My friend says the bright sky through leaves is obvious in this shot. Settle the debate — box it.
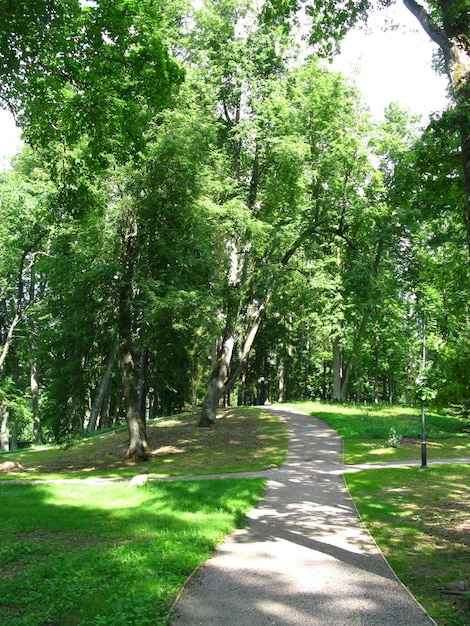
[331,2,449,121]
[0,2,449,169]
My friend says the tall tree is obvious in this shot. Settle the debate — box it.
[296,0,470,260]
[189,0,383,423]
[0,149,51,445]
[0,0,184,459]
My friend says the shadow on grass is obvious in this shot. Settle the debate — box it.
[0,478,265,626]
[346,465,470,626]
[0,407,288,480]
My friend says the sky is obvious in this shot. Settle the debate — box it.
[0,108,22,170]
[0,2,450,169]
[331,2,449,121]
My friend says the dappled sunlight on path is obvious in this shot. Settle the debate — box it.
[172,406,436,626]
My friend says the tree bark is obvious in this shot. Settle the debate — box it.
[138,347,149,425]
[29,353,41,444]
[198,293,271,425]
[199,336,235,426]
[119,225,151,460]
[332,336,345,402]
[1,400,9,451]
[87,342,118,433]
[0,312,21,376]
[278,358,287,402]
[122,346,151,460]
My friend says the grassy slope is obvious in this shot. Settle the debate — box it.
[0,407,289,480]
[284,401,470,464]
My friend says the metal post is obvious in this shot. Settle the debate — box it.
[420,399,427,470]
[420,317,428,470]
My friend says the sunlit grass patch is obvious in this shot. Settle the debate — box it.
[0,407,289,481]
[286,401,470,464]
[0,478,265,626]
[346,465,470,626]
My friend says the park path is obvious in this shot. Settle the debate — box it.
[171,405,437,626]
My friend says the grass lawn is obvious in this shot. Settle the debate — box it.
[346,465,470,626]
[0,478,265,626]
[0,407,285,625]
[0,407,289,481]
[286,401,470,464]
[1,401,468,625]
[286,401,470,626]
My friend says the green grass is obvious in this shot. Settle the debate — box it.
[0,478,265,626]
[285,401,470,464]
[346,465,470,626]
[282,401,469,625]
[2,402,468,625]
[0,407,289,481]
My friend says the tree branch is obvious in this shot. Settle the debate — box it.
[402,0,449,51]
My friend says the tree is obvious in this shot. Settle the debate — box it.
[401,0,470,262]
[295,0,470,261]
[395,108,470,409]
[188,0,385,423]
[0,0,185,459]
[0,148,52,446]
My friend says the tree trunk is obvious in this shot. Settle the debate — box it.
[28,267,42,445]
[122,346,151,460]
[191,351,199,415]
[119,224,151,460]
[278,358,287,402]
[354,359,361,403]
[278,313,294,402]
[1,400,9,451]
[29,352,42,444]
[373,335,380,404]
[199,336,235,426]
[138,347,149,426]
[87,342,118,433]
[332,309,370,403]
[0,312,21,375]
[100,374,112,429]
[332,335,344,401]
[322,359,328,400]
[199,294,271,425]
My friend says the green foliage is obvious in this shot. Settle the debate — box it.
[1,0,470,441]
[0,377,33,443]
[0,479,265,625]
[1,0,184,162]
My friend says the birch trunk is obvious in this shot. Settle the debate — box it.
[29,354,42,444]
[1,400,9,451]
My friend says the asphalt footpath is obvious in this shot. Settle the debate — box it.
[171,405,437,626]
